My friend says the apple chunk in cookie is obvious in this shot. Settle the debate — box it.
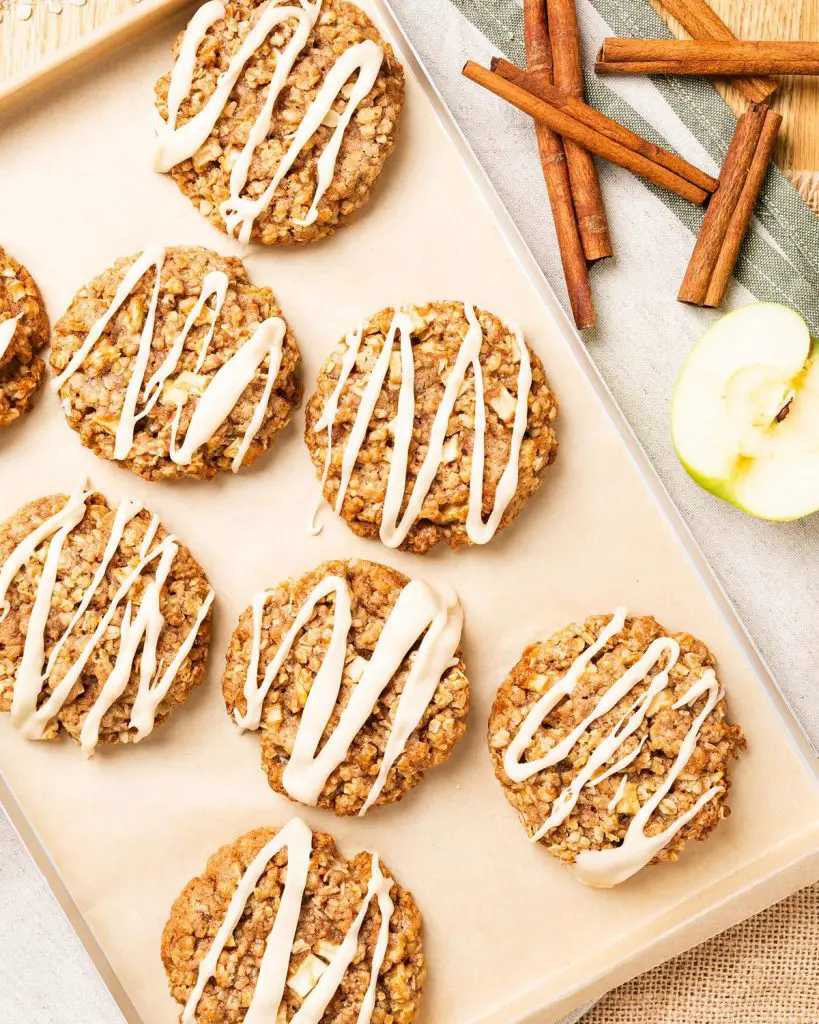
[672,303,819,520]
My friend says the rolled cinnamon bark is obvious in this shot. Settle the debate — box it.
[596,39,819,77]
[522,0,596,330]
[703,109,782,307]
[547,0,613,262]
[679,103,782,307]
[463,61,714,205]
[491,58,718,195]
[651,0,778,102]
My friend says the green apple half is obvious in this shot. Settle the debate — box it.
[672,303,819,521]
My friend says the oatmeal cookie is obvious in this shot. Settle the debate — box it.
[305,301,559,554]
[0,489,214,753]
[223,559,469,815]
[162,819,425,1023]
[0,246,48,428]
[154,0,405,246]
[50,246,301,482]
[488,610,745,886]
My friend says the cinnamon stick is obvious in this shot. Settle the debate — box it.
[522,0,595,330]
[679,103,780,306]
[491,58,718,194]
[703,108,782,307]
[462,61,713,205]
[596,39,819,77]
[652,0,778,102]
[547,0,612,262]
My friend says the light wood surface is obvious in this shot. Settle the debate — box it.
[0,0,135,79]
[1,0,817,209]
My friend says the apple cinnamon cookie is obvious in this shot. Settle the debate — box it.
[162,818,425,1023]
[50,246,301,482]
[0,246,48,429]
[223,559,469,815]
[154,0,405,246]
[0,488,214,754]
[488,608,745,887]
[305,302,559,554]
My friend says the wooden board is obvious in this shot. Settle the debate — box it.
[1,0,817,210]
[0,0,135,78]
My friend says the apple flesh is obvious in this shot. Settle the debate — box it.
[672,303,819,521]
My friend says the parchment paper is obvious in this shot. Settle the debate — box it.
[0,5,817,1023]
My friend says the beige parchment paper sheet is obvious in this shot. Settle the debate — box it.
[0,5,817,1023]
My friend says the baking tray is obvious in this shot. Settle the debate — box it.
[0,3,818,1023]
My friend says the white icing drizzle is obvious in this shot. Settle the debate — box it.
[503,607,725,887]
[0,315,21,363]
[606,775,629,814]
[138,514,160,559]
[311,303,532,548]
[155,0,385,243]
[236,572,463,814]
[51,248,286,473]
[308,324,362,536]
[589,735,647,789]
[1,487,214,755]
[182,817,394,1024]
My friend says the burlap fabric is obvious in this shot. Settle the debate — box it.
[583,884,819,1023]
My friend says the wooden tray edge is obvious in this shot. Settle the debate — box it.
[0,0,192,120]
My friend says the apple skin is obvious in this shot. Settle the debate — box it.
[671,303,819,522]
